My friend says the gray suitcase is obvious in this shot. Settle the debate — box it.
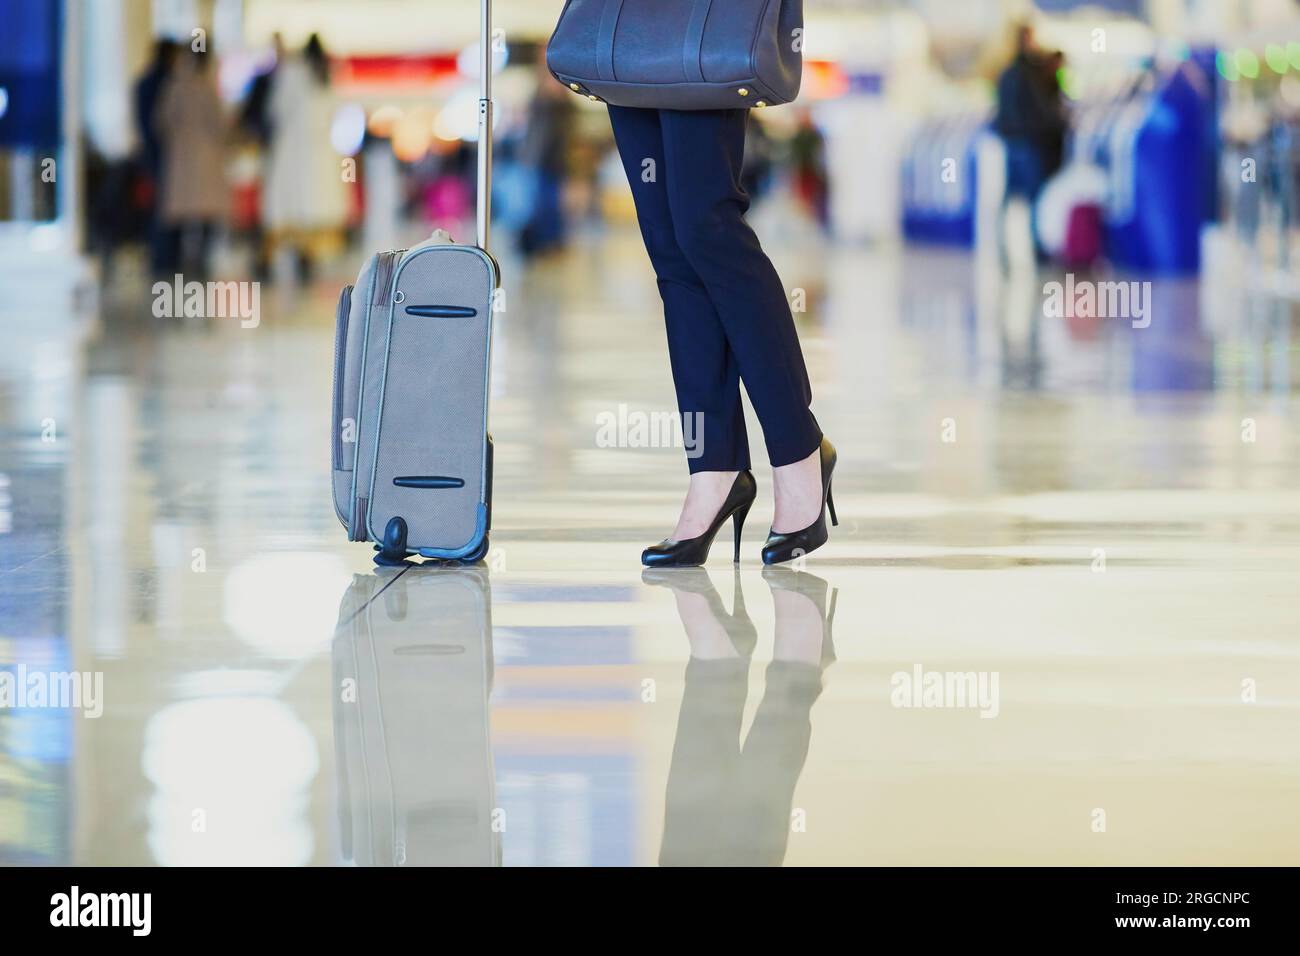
[332,0,499,564]
[332,568,498,866]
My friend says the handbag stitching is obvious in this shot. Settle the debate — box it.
[749,0,778,83]
[699,0,717,82]
[683,0,713,84]
[596,0,626,83]
[611,0,626,82]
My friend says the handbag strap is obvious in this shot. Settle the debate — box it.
[596,0,625,81]
[682,0,713,84]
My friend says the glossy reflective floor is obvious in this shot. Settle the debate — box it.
[2,226,1299,865]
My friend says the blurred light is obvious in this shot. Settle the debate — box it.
[222,552,350,658]
[1058,66,1080,100]
[456,41,508,80]
[172,669,284,697]
[143,697,317,866]
[1264,44,1289,75]
[392,108,434,162]
[30,224,63,252]
[330,102,367,156]
[1235,49,1260,80]
[1216,51,1239,82]
[800,60,850,101]
[1289,42,1300,71]
[367,104,402,138]
[0,87,8,119]
[434,87,481,142]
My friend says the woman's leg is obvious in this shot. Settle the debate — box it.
[607,105,750,476]
[658,108,822,469]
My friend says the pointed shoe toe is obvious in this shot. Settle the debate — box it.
[760,523,830,565]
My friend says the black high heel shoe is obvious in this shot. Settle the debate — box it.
[761,437,838,566]
[642,471,758,568]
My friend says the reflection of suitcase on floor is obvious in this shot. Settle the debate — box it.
[332,568,498,867]
[331,0,499,565]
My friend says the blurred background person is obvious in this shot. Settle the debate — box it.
[740,116,776,205]
[993,23,1068,255]
[238,32,284,280]
[789,108,830,230]
[134,39,179,276]
[154,48,229,281]
[516,50,576,257]
[239,32,284,148]
[1036,49,1068,181]
[262,33,349,282]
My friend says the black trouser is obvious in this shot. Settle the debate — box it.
[608,106,821,473]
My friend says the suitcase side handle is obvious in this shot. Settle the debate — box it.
[392,476,466,489]
[404,305,478,319]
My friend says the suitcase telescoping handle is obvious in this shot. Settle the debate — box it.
[476,0,493,253]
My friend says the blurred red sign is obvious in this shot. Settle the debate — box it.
[334,54,461,89]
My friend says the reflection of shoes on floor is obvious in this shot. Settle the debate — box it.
[641,567,718,594]
[642,567,757,661]
[761,567,838,669]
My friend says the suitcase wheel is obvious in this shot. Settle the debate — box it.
[374,516,410,566]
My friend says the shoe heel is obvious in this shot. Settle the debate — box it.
[826,482,839,527]
[732,501,752,564]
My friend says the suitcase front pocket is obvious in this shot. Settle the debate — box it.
[332,284,355,471]
[332,283,361,531]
